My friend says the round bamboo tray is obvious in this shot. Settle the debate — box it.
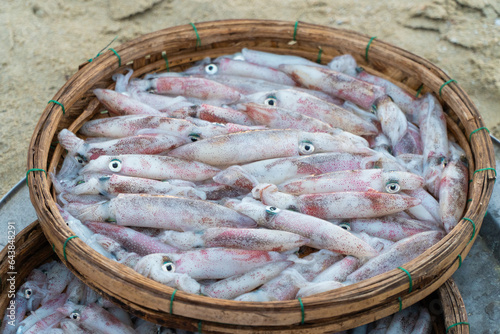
[0,221,470,333]
[26,20,493,332]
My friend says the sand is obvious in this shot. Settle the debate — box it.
[1,0,499,197]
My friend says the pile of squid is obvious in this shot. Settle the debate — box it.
[52,48,468,302]
[1,261,433,334]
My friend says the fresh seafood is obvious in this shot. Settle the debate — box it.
[158,227,309,251]
[79,114,233,139]
[439,143,468,233]
[226,197,378,258]
[136,248,288,279]
[278,64,386,109]
[59,129,186,162]
[200,261,293,299]
[50,47,468,305]
[345,231,444,282]
[418,93,449,197]
[213,152,375,189]
[131,76,242,104]
[241,47,323,69]
[184,57,298,86]
[66,193,257,231]
[71,174,206,199]
[240,89,378,135]
[253,183,421,219]
[79,154,220,182]
[168,129,371,166]
[278,169,424,194]
[85,221,179,255]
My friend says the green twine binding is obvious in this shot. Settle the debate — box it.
[467,198,472,202]
[457,254,462,269]
[190,23,201,48]
[198,320,202,333]
[397,267,413,293]
[48,100,66,115]
[316,47,323,64]
[293,21,299,41]
[63,236,79,261]
[398,297,403,311]
[170,289,178,314]
[88,36,118,63]
[446,321,470,333]
[415,84,424,97]
[26,168,47,186]
[365,36,377,61]
[52,243,55,252]
[473,167,497,178]
[462,218,476,244]
[298,297,305,324]
[108,48,121,67]
[439,79,457,97]
[469,127,490,142]
[162,51,170,72]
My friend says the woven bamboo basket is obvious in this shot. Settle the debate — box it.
[0,221,470,333]
[26,20,494,332]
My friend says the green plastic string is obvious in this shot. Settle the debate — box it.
[473,167,497,178]
[398,297,403,311]
[415,84,424,97]
[469,127,490,141]
[457,254,462,269]
[52,243,55,252]
[439,79,457,97]
[88,36,118,63]
[170,289,178,314]
[47,100,66,114]
[365,36,377,61]
[298,297,305,324]
[162,51,170,72]
[26,168,47,186]
[446,321,470,333]
[316,47,323,64]
[462,217,476,244]
[108,48,121,67]
[63,236,79,261]
[397,267,413,293]
[467,198,472,202]
[198,321,202,333]
[293,21,299,41]
[190,23,201,47]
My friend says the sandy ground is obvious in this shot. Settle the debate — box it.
[0,0,499,197]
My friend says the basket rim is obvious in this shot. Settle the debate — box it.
[0,221,469,334]
[26,19,494,331]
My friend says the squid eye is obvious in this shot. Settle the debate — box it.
[70,312,81,321]
[205,64,218,75]
[439,156,448,167]
[74,155,85,164]
[299,141,315,155]
[108,159,122,172]
[75,180,85,185]
[339,223,351,231]
[24,288,33,299]
[264,97,277,107]
[162,261,176,273]
[371,104,377,114]
[385,181,401,193]
[189,133,201,142]
[265,206,281,215]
